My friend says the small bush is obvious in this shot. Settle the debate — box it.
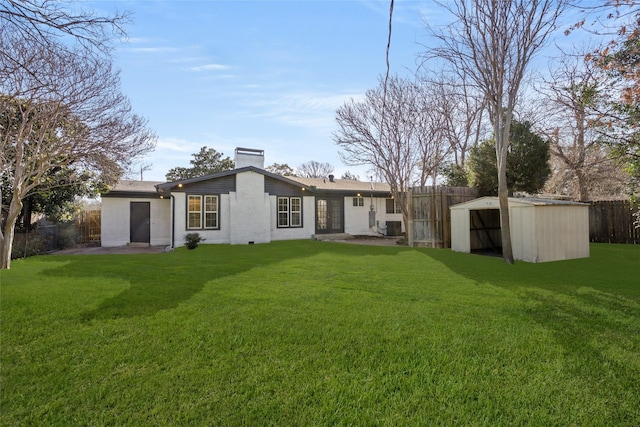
[54,221,79,250]
[184,233,204,249]
[11,231,47,260]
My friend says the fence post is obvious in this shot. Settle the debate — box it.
[408,187,414,247]
[442,187,450,249]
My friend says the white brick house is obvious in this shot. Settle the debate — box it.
[101,148,404,248]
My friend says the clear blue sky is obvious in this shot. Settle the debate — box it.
[87,0,438,182]
[89,1,590,182]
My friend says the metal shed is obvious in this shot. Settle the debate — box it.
[450,197,590,263]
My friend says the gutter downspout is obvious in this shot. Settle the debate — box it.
[170,195,175,248]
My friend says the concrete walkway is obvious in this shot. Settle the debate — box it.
[52,235,403,255]
[313,234,403,246]
[51,245,168,255]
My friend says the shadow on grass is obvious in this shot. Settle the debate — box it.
[41,240,408,320]
[43,242,315,320]
[424,245,640,411]
[423,244,640,296]
[522,287,640,420]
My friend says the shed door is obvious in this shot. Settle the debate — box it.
[130,202,150,243]
[470,209,501,255]
[316,197,344,234]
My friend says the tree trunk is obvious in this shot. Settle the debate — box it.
[497,166,514,264]
[575,169,590,202]
[496,127,514,264]
[400,194,410,243]
[1,193,24,269]
[1,222,17,269]
[21,197,33,229]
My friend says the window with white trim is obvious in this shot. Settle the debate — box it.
[290,197,301,226]
[386,198,402,214]
[277,196,302,228]
[353,197,364,207]
[204,195,218,228]
[187,194,219,229]
[188,195,202,229]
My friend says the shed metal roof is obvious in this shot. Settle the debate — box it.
[450,196,589,209]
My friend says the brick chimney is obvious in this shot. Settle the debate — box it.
[234,147,265,169]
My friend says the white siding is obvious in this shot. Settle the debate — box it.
[344,196,403,236]
[344,196,370,235]
[104,175,405,248]
[173,192,187,245]
[101,197,130,247]
[270,195,316,241]
[101,197,170,247]
[150,199,171,246]
[174,193,232,246]
[230,171,270,244]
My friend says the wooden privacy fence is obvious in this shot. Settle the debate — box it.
[76,209,101,244]
[589,200,639,243]
[408,188,638,247]
[408,186,479,248]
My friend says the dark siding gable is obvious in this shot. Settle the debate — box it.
[179,174,236,194]
[265,176,305,196]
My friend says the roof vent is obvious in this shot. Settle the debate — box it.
[328,174,335,182]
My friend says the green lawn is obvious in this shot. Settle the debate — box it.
[1,242,639,426]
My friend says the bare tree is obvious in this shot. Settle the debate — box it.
[0,1,129,66]
[297,161,334,178]
[416,84,451,187]
[334,75,448,228]
[341,171,360,181]
[545,148,629,199]
[538,51,629,200]
[425,0,566,263]
[426,75,487,168]
[0,6,155,269]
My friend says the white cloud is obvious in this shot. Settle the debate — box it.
[284,92,365,110]
[128,46,180,54]
[190,63,233,72]
[169,55,207,63]
[358,0,431,28]
[238,90,366,129]
[155,137,200,153]
[125,37,154,44]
